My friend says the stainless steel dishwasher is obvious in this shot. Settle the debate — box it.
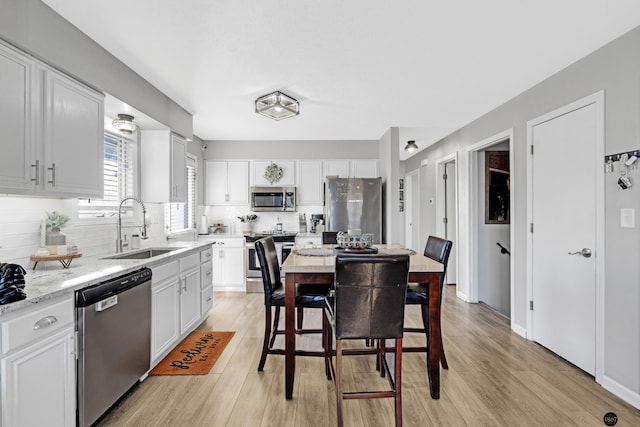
[76,267,152,427]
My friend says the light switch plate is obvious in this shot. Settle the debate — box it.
[620,208,635,228]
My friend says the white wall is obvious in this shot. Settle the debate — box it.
[405,25,640,404]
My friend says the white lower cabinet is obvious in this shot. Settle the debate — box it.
[179,253,201,335]
[0,296,75,427]
[211,237,245,291]
[151,248,212,366]
[151,259,181,364]
[201,247,214,316]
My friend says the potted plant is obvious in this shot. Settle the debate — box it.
[45,210,70,246]
[237,214,258,233]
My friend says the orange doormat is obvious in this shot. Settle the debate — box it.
[150,331,235,375]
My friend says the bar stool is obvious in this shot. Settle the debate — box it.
[404,236,453,369]
[324,254,409,427]
[255,237,327,371]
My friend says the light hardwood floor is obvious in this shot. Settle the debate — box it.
[98,286,640,426]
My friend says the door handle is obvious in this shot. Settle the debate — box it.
[568,248,592,258]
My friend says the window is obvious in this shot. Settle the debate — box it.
[164,155,197,233]
[77,132,138,218]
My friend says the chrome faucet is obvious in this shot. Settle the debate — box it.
[116,197,148,253]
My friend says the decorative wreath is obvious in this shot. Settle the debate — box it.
[264,161,283,184]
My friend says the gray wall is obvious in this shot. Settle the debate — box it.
[204,140,378,160]
[0,0,192,138]
[406,26,640,399]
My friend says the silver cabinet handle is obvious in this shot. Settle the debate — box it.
[206,252,212,258]
[568,248,592,258]
[206,296,212,302]
[33,315,58,330]
[206,271,211,277]
[47,163,56,187]
[31,160,40,184]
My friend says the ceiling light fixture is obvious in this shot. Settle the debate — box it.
[255,91,299,121]
[404,140,418,153]
[112,114,138,134]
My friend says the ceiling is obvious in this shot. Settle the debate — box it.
[43,1,640,160]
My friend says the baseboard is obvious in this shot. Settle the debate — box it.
[511,323,527,339]
[601,375,640,409]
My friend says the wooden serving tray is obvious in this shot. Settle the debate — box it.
[30,253,82,270]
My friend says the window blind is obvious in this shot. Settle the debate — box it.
[165,156,197,233]
[78,132,137,218]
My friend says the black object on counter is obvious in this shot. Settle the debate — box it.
[0,263,27,305]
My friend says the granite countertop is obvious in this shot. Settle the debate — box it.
[0,240,215,316]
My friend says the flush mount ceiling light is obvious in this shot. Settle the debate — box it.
[404,140,418,153]
[255,91,299,121]
[112,114,138,134]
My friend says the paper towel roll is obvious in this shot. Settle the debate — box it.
[199,214,209,235]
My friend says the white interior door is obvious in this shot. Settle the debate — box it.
[444,162,457,284]
[530,99,600,375]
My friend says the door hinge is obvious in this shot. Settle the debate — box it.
[529,301,534,311]
[530,223,534,233]
[530,145,534,155]
[443,173,448,181]
[443,217,448,224]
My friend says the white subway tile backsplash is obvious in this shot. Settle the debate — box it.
[0,196,173,267]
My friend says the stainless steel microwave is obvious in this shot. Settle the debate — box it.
[250,186,296,212]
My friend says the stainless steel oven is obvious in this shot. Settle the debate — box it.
[245,234,295,292]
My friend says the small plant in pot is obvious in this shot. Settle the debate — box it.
[237,214,258,233]
[45,211,70,246]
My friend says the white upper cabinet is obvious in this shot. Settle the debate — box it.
[350,160,379,178]
[0,43,37,193]
[0,42,104,198]
[323,159,378,179]
[141,131,187,203]
[323,160,350,178]
[251,160,295,186]
[205,160,249,205]
[296,160,324,205]
[43,69,104,197]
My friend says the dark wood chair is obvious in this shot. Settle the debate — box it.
[322,231,338,244]
[404,235,453,369]
[255,236,327,371]
[323,254,409,427]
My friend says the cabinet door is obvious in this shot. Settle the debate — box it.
[43,70,104,197]
[252,160,295,186]
[180,268,201,334]
[296,160,324,205]
[151,278,181,363]
[205,160,228,204]
[351,160,378,178]
[171,134,187,202]
[0,43,38,193]
[324,160,350,178]
[1,327,75,427]
[220,247,245,286]
[226,161,249,204]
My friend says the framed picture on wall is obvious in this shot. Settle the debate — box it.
[485,151,510,224]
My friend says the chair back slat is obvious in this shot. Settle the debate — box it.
[334,255,409,340]
[255,237,282,303]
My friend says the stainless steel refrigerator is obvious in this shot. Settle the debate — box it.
[325,177,383,243]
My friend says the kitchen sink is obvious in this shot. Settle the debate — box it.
[102,248,179,260]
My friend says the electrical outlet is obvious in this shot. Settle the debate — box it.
[620,208,635,228]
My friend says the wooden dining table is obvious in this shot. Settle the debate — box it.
[281,244,444,400]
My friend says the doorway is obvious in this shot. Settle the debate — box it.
[467,130,515,321]
[526,91,604,378]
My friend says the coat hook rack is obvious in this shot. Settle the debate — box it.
[604,149,640,163]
